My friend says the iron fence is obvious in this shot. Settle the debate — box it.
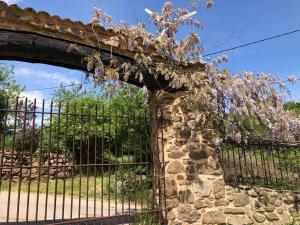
[0,98,166,224]
[221,139,300,190]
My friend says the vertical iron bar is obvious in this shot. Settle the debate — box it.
[6,97,19,224]
[139,112,143,212]
[114,107,118,221]
[78,104,84,219]
[253,147,259,181]
[35,99,45,223]
[100,105,104,221]
[86,106,92,219]
[44,101,53,221]
[0,97,9,192]
[62,102,69,221]
[53,101,61,222]
[108,106,111,219]
[133,109,137,215]
[127,108,131,220]
[16,98,28,223]
[270,145,278,183]
[26,98,37,223]
[93,105,98,219]
[121,106,124,224]
[70,103,77,220]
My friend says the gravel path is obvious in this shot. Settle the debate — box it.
[0,191,140,224]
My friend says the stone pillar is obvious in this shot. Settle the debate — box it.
[150,91,300,225]
[150,91,224,225]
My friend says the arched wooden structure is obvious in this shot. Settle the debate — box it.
[0,1,168,90]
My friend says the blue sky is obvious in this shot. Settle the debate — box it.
[1,0,300,103]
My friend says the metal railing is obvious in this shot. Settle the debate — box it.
[0,98,166,224]
[221,139,300,190]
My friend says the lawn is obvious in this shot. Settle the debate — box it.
[0,174,154,205]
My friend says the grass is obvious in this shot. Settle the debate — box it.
[286,218,300,225]
[0,174,154,204]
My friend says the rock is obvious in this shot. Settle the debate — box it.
[283,194,295,205]
[189,149,208,160]
[193,179,212,197]
[179,189,194,204]
[195,198,213,209]
[227,216,254,225]
[32,162,39,167]
[168,151,185,159]
[177,205,200,223]
[275,199,283,207]
[264,204,276,212]
[234,193,250,207]
[179,129,191,139]
[165,178,178,197]
[167,210,176,220]
[31,168,37,174]
[170,221,182,225]
[214,199,229,207]
[252,212,266,223]
[248,189,257,197]
[177,174,184,180]
[268,196,276,204]
[186,165,195,174]
[213,179,225,199]
[166,198,179,210]
[224,207,245,214]
[12,168,19,175]
[289,207,300,217]
[56,172,65,179]
[167,161,184,174]
[202,211,226,224]
[195,199,207,209]
[265,212,279,221]
[49,168,56,176]
[276,208,283,214]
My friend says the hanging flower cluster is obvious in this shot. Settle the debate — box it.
[88,0,299,143]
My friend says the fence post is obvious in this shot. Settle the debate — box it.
[149,91,224,225]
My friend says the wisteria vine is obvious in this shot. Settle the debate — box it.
[87,0,299,144]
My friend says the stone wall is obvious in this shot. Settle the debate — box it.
[0,151,73,181]
[151,91,300,225]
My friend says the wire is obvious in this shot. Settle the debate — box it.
[22,29,300,92]
[203,29,300,57]
[22,81,94,92]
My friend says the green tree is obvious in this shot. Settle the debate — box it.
[47,83,149,166]
[0,64,24,132]
[284,102,300,115]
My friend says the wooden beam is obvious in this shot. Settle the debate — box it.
[0,29,170,91]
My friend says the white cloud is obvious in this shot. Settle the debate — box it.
[20,90,45,107]
[2,0,23,5]
[15,67,80,85]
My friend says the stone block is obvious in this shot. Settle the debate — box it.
[213,179,225,199]
[252,212,266,223]
[167,161,185,174]
[234,193,250,207]
[265,212,279,221]
[168,151,185,159]
[224,207,245,214]
[202,211,226,224]
[227,215,254,225]
[193,179,212,197]
[177,205,201,223]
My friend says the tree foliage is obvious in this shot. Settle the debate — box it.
[48,83,149,164]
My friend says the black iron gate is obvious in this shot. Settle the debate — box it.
[0,98,166,224]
